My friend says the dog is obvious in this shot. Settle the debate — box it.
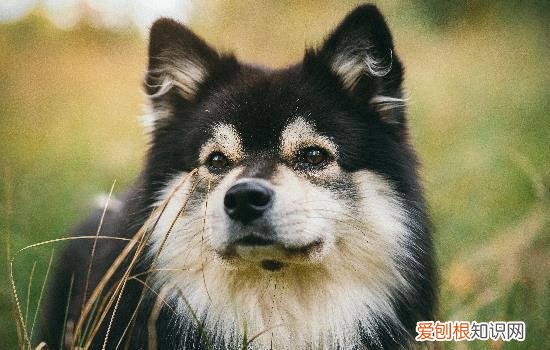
[42,4,436,349]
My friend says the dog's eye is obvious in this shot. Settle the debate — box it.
[299,147,330,167]
[207,152,230,170]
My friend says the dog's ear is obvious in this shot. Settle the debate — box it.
[145,18,220,103]
[305,5,405,122]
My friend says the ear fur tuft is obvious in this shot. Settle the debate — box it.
[145,18,219,101]
[307,5,406,123]
[317,5,402,95]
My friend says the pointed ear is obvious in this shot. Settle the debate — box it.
[307,5,405,120]
[145,18,220,102]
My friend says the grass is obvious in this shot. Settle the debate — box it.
[8,169,212,348]
[1,1,548,349]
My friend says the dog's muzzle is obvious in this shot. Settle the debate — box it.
[221,179,323,271]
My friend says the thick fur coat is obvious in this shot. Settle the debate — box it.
[42,5,436,349]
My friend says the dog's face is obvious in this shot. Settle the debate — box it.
[142,5,431,349]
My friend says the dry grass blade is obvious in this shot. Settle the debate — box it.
[34,342,48,350]
[75,226,158,342]
[7,170,197,349]
[117,174,203,349]
[29,247,55,345]
[12,297,24,350]
[14,236,134,253]
[241,320,248,350]
[101,270,132,349]
[83,179,117,308]
[147,298,162,350]
[9,252,32,349]
[200,178,213,303]
[132,268,194,279]
[77,237,144,347]
[9,246,54,350]
[80,170,198,348]
[106,176,201,349]
[130,278,176,315]
[4,167,25,349]
[73,233,142,343]
[152,175,203,264]
[60,274,74,349]
[3,168,21,348]
[175,288,213,350]
[25,261,37,330]
[7,235,136,350]
[245,323,286,348]
[79,286,110,348]
[87,227,159,349]
[15,232,139,344]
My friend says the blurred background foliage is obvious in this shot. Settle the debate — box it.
[0,1,548,349]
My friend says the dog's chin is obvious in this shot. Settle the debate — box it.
[216,238,326,272]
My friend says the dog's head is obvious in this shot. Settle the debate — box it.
[142,5,432,348]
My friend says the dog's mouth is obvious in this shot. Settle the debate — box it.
[221,235,324,271]
[235,235,275,246]
[260,259,284,271]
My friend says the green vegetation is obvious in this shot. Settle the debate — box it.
[1,2,548,349]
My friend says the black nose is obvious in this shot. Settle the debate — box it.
[224,180,273,224]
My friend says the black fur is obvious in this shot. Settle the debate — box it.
[42,5,436,349]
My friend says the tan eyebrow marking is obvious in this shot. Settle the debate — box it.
[279,117,338,160]
[199,123,244,163]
